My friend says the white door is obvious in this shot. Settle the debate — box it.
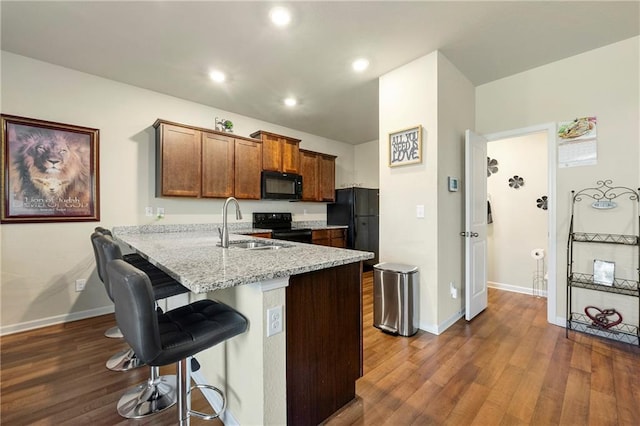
[464,130,488,320]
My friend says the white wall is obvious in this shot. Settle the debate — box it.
[379,51,474,332]
[487,133,548,294]
[477,36,639,323]
[379,52,439,329]
[352,139,379,189]
[0,51,356,333]
[435,53,474,326]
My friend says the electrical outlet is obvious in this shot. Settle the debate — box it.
[450,282,458,299]
[266,305,283,337]
[145,206,154,217]
[416,205,425,218]
[156,207,165,218]
[75,279,87,292]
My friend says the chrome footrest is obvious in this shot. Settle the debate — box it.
[188,383,226,421]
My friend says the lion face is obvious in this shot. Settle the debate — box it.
[23,133,72,175]
[12,130,91,204]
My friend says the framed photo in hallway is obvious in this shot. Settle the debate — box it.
[1,114,100,223]
[389,125,422,167]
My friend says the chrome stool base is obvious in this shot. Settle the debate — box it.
[106,347,144,371]
[117,370,177,419]
[104,325,123,339]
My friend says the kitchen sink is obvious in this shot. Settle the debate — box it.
[225,240,288,250]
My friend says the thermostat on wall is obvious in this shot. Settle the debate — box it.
[448,177,459,192]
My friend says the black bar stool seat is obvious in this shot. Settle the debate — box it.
[108,259,248,425]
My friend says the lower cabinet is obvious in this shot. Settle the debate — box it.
[312,228,346,248]
[249,232,271,238]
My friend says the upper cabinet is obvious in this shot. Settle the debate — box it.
[154,119,262,199]
[318,153,336,202]
[201,132,234,198]
[155,123,202,197]
[234,139,262,199]
[155,120,335,202]
[299,149,337,202]
[250,130,300,174]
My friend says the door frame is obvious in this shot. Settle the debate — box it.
[483,122,558,326]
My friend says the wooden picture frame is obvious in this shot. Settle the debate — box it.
[1,114,100,223]
[389,125,422,167]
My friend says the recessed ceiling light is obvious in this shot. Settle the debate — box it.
[270,6,291,27]
[209,70,226,83]
[352,58,369,72]
[284,97,297,107]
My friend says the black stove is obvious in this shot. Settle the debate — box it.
[253,212,312,243]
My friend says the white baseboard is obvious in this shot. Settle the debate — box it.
[419,309,465,336]
[0,305,114,336]
[488,281,547,297]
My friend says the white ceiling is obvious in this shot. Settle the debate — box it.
[1,1,638,145]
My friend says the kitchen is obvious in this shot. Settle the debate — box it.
[2,1,640,425]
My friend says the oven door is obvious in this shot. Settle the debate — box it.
[271,229,313,244]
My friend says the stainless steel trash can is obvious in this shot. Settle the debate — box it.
[373,262,418,336]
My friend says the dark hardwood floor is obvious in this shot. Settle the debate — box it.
[2,271,639,425]
[0,314,217,425]
[325,272,640,425]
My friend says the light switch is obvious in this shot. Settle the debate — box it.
[416,205,425,218]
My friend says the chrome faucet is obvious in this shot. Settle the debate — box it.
[218,197,243,248]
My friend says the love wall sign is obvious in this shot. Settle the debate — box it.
[389,125,423,167]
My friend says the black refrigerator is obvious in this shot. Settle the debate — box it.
[327,187,379,268]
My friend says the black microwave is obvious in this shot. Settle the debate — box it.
[261,171,303,200]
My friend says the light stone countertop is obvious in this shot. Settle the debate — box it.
[113,224,372,294]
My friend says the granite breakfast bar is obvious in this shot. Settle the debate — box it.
[113,224,373,426]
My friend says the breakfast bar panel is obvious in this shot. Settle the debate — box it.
[286,261,363,425]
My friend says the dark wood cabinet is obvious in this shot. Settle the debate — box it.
[286,262,362,425]
[250,130,300,174]
[248,232,272,238]
[312,228,346,248]
[318,153,337,202]
[202,132,234,198]
[155,123,201,197]
[299,149,336,202]
[154,119,261,199]
[299,149,319,201]
[234,139,262,199]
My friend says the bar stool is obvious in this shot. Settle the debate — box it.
[90,231,141,370]
[91,231,190,417]
[107,259,248,425]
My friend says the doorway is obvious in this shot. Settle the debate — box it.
[485,123,557,325]
[486,132,549,298]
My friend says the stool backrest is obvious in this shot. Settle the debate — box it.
[90,233,123,299]
[108,259,162,364]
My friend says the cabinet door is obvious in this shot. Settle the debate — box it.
[202,132,234,198]
[158,123,201,197]
[299,150,319,201]
[312,229,331,246]
[282,138,300,174]
[234,139,262,199]
[261,133,283,172]
[318,154,336,202]
[330,229,346,248]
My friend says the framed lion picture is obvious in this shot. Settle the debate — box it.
[1,114,100,223]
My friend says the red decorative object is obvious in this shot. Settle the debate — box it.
[584,306,623,329]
